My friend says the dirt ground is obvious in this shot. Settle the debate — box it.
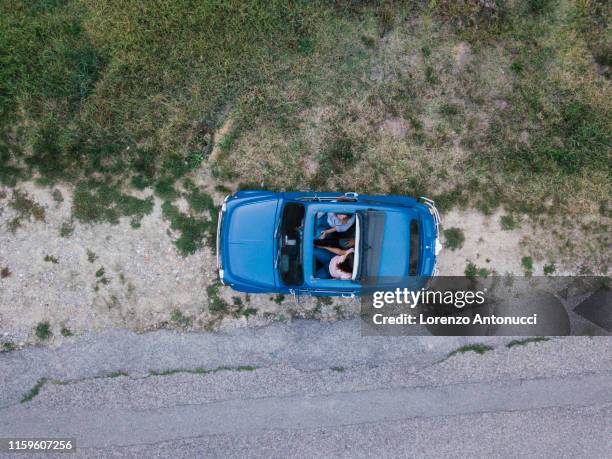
[4,180,606,348]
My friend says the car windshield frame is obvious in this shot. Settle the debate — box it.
[276,202,305,286]
[355,210,385,283]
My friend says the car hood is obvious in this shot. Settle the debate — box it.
[224,198,278,288]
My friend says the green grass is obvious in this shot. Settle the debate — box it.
[506,337,550,348]
[43,254,59,264]
[35,321,52,340]
[21,378,47,403]
[1,0,609,249]
[60,326,73,337]
[7,190,46,232]
[521,256,534,276]
[59,220,74,237]
[443,228,465,250]
[170,309,193,328]
[448,344,494,358]
[543,262,556,275]
[465,262,489,279]
[207,282,229,314]
[500,214,519,231]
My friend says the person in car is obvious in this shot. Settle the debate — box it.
[313,246,354,279]
[318,213,356,239]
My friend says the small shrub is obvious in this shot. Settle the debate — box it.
[241,307,257,318]
[465,261,488,279]
[95,267,105,278]
[443,227,465,250]
[1,267,11,278]
[60,326,73,337]
[35,322,52,340]
[543,262,556,275]
[2,342,16,352]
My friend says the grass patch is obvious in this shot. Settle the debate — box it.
[60,326,73,337]
[162,201,212,256]
[86,249,98,263]
[500,214,519,231]
[72,181,153,226]
[21,378,47,403]
[543,262,556,275]
[448,344,494,358]
[170,309,193,328]
[443,227,465,250]
[330,366,346,372]
[465,262,489,279]
[521,256,534,276]
[207,282,229,314]
[506,337,549,348]
[35,321,52,340]
[59,220,74,237]
[6,190,45,232]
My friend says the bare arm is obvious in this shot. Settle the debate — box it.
[319,226,338,239]
[320,246,346,256]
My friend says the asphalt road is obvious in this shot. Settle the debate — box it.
[1,320,611,457]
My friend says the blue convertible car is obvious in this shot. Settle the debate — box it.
[216,191,442,297]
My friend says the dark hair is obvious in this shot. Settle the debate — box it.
[337,252,354,274]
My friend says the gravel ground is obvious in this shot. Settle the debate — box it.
[0,183,608,348]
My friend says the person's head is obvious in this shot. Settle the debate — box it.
[337,252,354,275]
[336,213,350,222]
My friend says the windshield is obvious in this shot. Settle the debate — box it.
[276,203,305,286]
[356,210,385,283]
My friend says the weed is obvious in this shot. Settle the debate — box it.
[465,261,489,279]
[7,190,45,232]
[0,266,11,278]
[500,214,518,231]
[21,378,47,403]
[330,366,345,372]
[439,103,460,117]
[59,220,75,237]
[448,344,494,358]
[207,283,229,314]
[232,296,243,307]
[51,189,64,203]
[60,326,73,337]
[425,66,438,84]
[273,294,285,305]
[35,321,52,340]
[43,255,59,264]
[170,309,193,328]
[543,262,556,275]
[86,249,98,263]
[443,228,465,250]
[506,337,549,348]
[521,256,534,276]
[95,267,105,278]
[2,342,16,352]
[241,307,258,318]
[108,371,129,378]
